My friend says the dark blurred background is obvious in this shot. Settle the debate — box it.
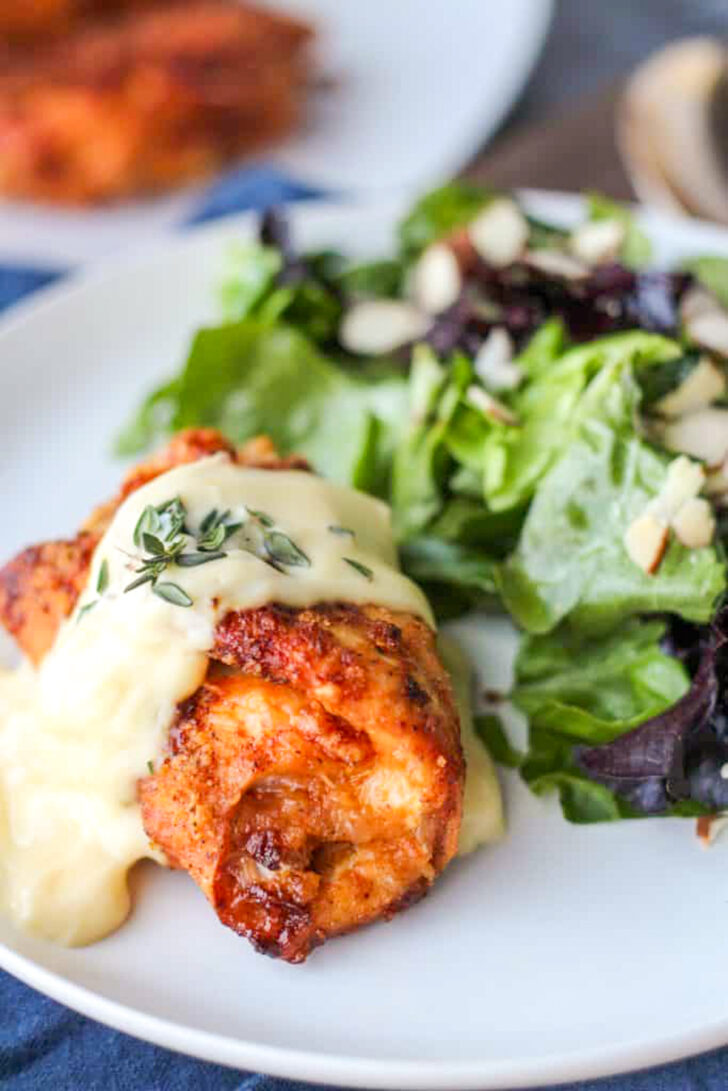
[470,0,728,198]
[518,0,727,124]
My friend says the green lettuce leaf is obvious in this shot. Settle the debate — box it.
[390,347,473,536]
[512,619,714,823]
[516,317,567,380]
[220,241,342,344]
[117,320,407,491]
[498,355,726,634]
[400,535,498,599]
[219,242,282,320]
[513,620,689,742]
[398,182,491,259]
[474,714,523,768]
[681,255,728,308]
[483,331,680,513]
[337,259,405,298]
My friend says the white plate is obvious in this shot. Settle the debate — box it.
[0,0,552,266]
[3,195,728,1089]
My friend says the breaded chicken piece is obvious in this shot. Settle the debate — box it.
[0,1,313,204]
[0,1,156,45]
[0,429,464,961]
[144,605,462,960]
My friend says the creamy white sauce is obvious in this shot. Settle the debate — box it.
[0,454,435,946]
[440,637,505,856]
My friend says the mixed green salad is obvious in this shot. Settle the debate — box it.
[118,183,728,827]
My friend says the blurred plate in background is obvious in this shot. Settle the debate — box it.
[0,0,552,266]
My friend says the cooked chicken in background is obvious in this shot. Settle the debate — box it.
[0,430,465,961]
[0,0,156,44]
[0,1,314,205]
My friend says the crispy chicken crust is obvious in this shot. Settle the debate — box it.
[0,1,313,204]
[0,429,464,960]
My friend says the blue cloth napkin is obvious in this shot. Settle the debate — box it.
[2,163,728,1091]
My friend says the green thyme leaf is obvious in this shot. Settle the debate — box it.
[328,525,355,537]
[198,524,227,551]
[133,505,159,548]
[247,508,274,528]
[76,601,97,622]
[146,760,154,776]
[142,532,167,556]
[263,530,310,568]
[97,559,109,595]
[343,557,373,581]
[176,550,227,567]
[124,571,157,593]
[152,581,193,607]
[199,509,219,535]
[157,497,187,540]
[221,521,243,542]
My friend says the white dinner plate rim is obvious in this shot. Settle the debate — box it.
[3,191,728,1088]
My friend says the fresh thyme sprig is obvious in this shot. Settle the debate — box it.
[123,496,311,606]
[126,497,196,605]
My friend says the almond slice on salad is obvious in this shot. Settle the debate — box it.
[339,300,429,355]
[569,219,626,265]
[697,813,728,848]
[686,311,728,358]
[654,355,726,417]
[648,455,705,522]
[411,243,462,315]
[681,285,718,324]
[623,511,669,575]
[468,199,529,268]
[657,407,728,465]
[466,384,519,425]
[473,328,522,392]
[523,249,588,281]
[672,496,716,548]
[705,458,728,498]
[681,286,728,357]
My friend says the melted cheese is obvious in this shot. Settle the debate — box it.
[0,454,432,946]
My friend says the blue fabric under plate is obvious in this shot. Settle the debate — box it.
[1,164,728,1091]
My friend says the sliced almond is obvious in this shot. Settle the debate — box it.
[654,355,726,417]
[681,286,728,357]
[468,199,529,268]
[648,455,705,521]
[569,219,626,265]
[685,310,728,358]
[705,458,728,498]
[339,300,429,355]
[672,496,716,548]
[473,328,522,392]
[466,384,519,425]
[523,249,588,281]
[681,285,718,324]
[658,407,728,465]
[624,511,669,575]
[411,242,462,315]
[698,812,728,848]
